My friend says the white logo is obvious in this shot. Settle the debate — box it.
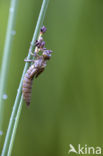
[68,144,101,155]
[68,144,78,154]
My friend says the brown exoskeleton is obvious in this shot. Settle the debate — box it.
[22,26,53,106]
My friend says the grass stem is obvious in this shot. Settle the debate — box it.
[0,0,19,131]
[7,96,23,156]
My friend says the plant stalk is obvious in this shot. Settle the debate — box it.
[1,0,50,155]
[0,0,19,130]
[7,96,23,156]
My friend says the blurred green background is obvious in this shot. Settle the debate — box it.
[0,0,103,155]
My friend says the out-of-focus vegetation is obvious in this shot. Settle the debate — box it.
[0,0,103,156]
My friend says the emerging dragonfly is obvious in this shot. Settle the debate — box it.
[22,26,53,106]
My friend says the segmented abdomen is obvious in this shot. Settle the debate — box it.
[22,65,36,106]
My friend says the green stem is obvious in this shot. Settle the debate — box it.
[1,0,50,155]
[7,96,23,156]
[0,0,19,130]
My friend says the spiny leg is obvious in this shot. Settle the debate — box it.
[29,51,40,58]
[24,58,34,62]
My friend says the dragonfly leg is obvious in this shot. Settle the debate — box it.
[24,57,34,62]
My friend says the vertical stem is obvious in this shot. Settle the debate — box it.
[0,0,19,130]
[1,0,50,155]
[7,96,23,156]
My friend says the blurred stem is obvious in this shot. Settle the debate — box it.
[0,0,19,130]
[7,96,23,156]
[1,0,50,156]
